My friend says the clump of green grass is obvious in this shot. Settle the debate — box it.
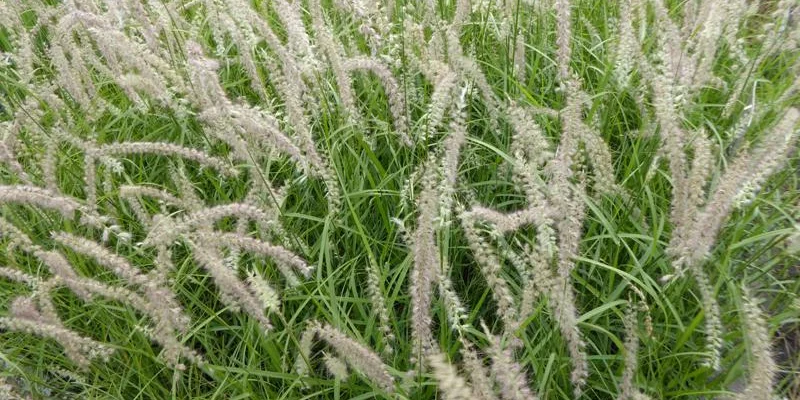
[0,0,799,399]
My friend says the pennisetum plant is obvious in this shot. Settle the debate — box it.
[0,0,797,398]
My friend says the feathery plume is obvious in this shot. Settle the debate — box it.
[323,352,350,380]
[614,0,637,87]
[438,261,469,334]
[459,212,518,330]
[0,266,39,286]
[427,351,477,400]
[362,255,395,354]
[50,231,190,336]
[732,287,777,400]
[143,203,272,246]
[51,232,148,286]
[619,300,651,400]
[294,325,316,377]
[342,57,410,146]
[457,337,495,399]
[691,266,723,370]
[118,185,195,211]
[192,231,311,280]
[0,185,83,219]
[309,0,356,118]
[484,327,539,400]
[683,109,800,266]
[439,83,470,220]
[188,239,273,331]
[90,142,238,177]
[410,160,443,356]
[1,295,113,370]
[554,0,573,82]
[245,271,281,314]
[48,274,200,368]
[425,67,460,138]
[34,249,93,301]
[299,321,395,392]
[461,206,555,235]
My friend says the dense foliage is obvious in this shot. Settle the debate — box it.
[0,0,798,398]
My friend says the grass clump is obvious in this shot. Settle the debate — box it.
[0,0,799,399]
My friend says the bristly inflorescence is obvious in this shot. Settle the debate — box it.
[0,0,797,398]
